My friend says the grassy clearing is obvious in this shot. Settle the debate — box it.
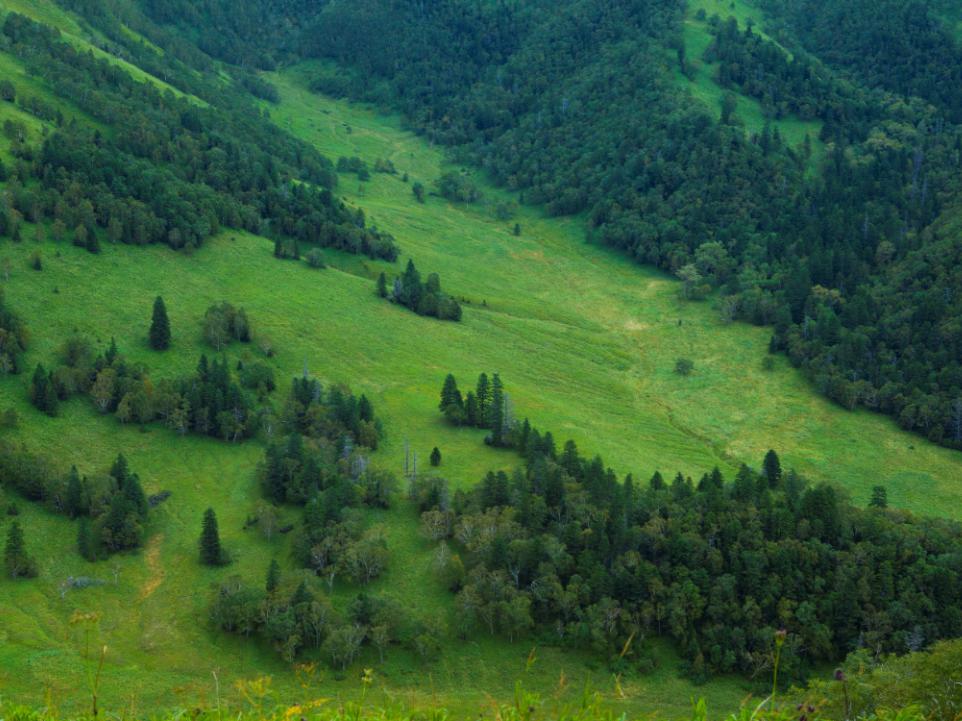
[0,44,962,721]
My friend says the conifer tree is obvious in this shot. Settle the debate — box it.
[149,296,171,350]
[266,558,281,593]
[65,466,86,518]
[763,449,782,488]
[870,485,888,509]
[488,373,505,445]
[430,447,442,467]
[77,517,96,561]
[199,508,227,566]
[4,521,37,579]
[376,271,388,298]
[476,373,490,417]
[439,374,462,412]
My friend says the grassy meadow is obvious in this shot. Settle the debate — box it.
[1,0,962,717]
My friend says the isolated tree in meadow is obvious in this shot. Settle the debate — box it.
[763,449,782,488]
[199,508,227,566]
[4,521,37,579]
[412,182,425,203]
[870,485,888,509]
[376,271,388,298]
[149,296,171,350]
[430,446,442,467]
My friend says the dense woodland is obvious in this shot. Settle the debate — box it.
[422,397,962,681]
[0,10,397,259]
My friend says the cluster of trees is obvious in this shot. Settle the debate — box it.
[28,331,263,441]
[211,570,445,666]
[0,12,398,260]
[376,260,462,321]
[438,372,512,446]
[0,446,150,560]
[0,291,28,375]
[279,375,381,453]
[416,436,962,681]
[203,302,252,350]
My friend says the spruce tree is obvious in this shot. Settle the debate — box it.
[870,485,888,509]
[439,374,462,412]
[4,521,37,579]
[763,449,782,488]
[266,558,281,593]
[77,517,96,561]
[65,466,85,518]
[476,373,490,416]
[376,272,388,298]
[199,508,227,566]
[430,447,442,467]
[488,373,505,445]
[149,296,171,350]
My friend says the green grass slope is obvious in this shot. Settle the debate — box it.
[1,22,962,721]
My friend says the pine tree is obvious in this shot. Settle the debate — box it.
[439,374,462,412]
[199,508,227,566]
[763,450,782,488]
[77,517,97,561]
[291,580,314,606]
[4,521,37,579]
[430,447,442,467]
[149,296,171,350]
[488,373,505,445]
[476,373,490,417]
[65,466,86,518]
[870,485,888,509]
[266,558,281,593]
[650,471,665,491]
[376,272,388,298]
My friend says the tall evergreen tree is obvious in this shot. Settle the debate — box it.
[199,507,227,566]
[65,466,86,518]
[870,485,888,509]
[149,296,171,350]
[266,558,281,593]
[376,271,388,298]
[439,374,462,412]
[4,521,37,579]
[77,517,97,561]
[430,446,442,467]
[763,450,782,488]
[476,373,490,416]
[488,373,505,445]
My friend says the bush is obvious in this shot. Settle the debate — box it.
[674,358,694,375]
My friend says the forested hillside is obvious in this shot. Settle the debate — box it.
[236,0,962,450]
[4,0,962,716]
